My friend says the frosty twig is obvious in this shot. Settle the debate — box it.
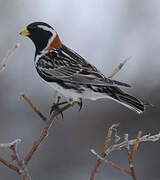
[90,124,160,180]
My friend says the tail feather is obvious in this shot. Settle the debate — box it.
[118,93,145,114]
[104,86,145,114]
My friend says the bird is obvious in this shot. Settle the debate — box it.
[20,22,146,115]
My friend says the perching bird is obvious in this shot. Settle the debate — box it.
[20,22,146,114]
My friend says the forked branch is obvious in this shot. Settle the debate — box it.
[90,125,160,180]
[20,93,74,165]
[0,93,74,180]
[0,55,137,180]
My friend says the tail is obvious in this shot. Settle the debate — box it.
[117,93,145,114]
[104,87,146,114]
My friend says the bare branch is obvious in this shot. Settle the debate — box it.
[90,123,119,180]
[10,144,22,168]
[0,138,30,180]
[127,150,137,180]
[0,157,20,174]
[0,43,20,72]
[125,131,141,180]
[20,93,47,122]
[0,93,74,179]
[23,95,74,165]
[0,139,21,148]
[91,123,160,180]
[91,149,130,175]
[108,56,131,79]
[101,123,119,157]
[131,131,142,158]
[90,160,101,180]
[10,140,31,180]
[105,132,160,155]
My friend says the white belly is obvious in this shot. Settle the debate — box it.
[47,82,108,101]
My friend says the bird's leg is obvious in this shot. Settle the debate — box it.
[50,96,83,118]
[50,96,68,118]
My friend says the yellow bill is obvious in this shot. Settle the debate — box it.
[20,28,30,36]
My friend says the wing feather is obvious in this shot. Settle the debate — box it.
[36,45,131,88]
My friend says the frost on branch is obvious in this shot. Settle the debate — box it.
[0,43,20,72]
[90,124,160,180]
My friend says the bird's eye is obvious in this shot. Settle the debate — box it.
[28,25,37,31]
[31,26,37,30]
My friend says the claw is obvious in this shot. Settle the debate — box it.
[57,96,61,103]
[50,103,64,119]
[50,96,68,119]
[50,103,58,115]
[77,98,83,111]
[59,111,64,119]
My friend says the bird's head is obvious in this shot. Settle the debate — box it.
[20,22,62,54]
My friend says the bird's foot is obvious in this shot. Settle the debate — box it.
[68,98,83,111]
[50,96,68,119]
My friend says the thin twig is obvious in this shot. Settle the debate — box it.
[91,149,130,175]
[124,134,137,180]
[101,123,119,157]
[90,123,119,180]
[0,138,30,180]
[108,56,131,79]
[0,157,20,174]
[105,132,160,155]
[0,139,21,148]
[0,94,74,179]
[24,99,74,165]
[91,124,160,180]
[10,141,31,180]
[131,131,142,158]
[10,144,22,168]
[126,131,141,180]
[127,150,137,180]
[20,93,47,122]
[0,43,20,72]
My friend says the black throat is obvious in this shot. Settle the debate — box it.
[29,31,52,55]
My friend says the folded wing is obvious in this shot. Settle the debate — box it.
[36,44,131,88]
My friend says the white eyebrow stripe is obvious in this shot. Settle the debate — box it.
[38,25,56,35]
[38,25,52,31]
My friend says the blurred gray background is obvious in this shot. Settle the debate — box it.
[0,0,160,179]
